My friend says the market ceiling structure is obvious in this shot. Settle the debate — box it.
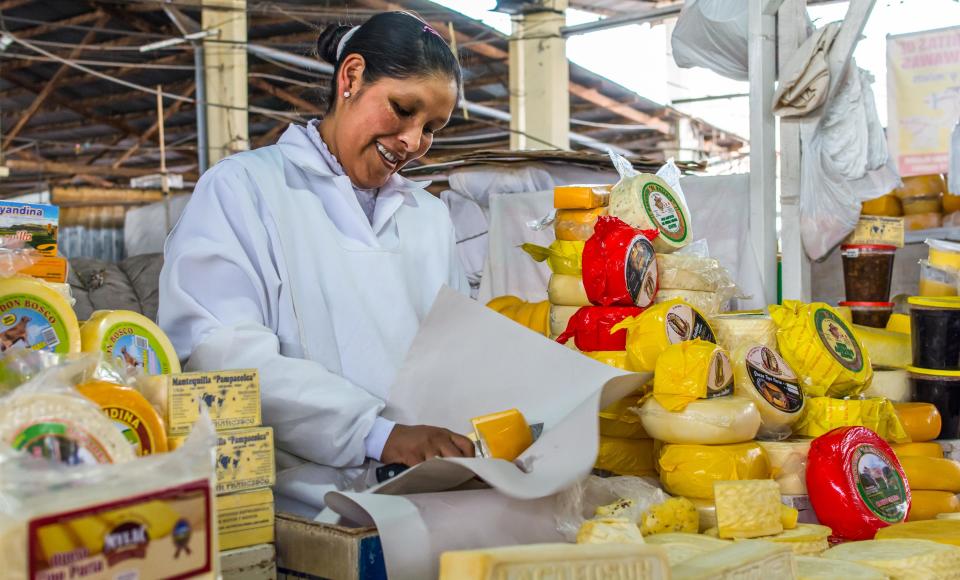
[0,0,747,198]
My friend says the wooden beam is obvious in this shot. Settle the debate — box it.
[6,158,160,178]
[0,0,34,10]
[14,11,104,39]
[51,186,167,204]
[568,85,672,134]
[114,83,196,168]
[249,77,321,114]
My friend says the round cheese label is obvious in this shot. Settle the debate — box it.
[745,346,804,413]
[814,307,865,373]
[642,181,688,243]
[665,304,717,345]
[101,322,174,375]
[851,444,909,524]
[11,420,114,465]
[0,293,71,353]
[706,349,734,398]
[624,235,658,308]
[102,404,159,455]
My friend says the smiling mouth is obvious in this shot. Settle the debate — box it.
[376,142,401,167]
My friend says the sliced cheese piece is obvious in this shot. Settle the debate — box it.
[80,310,181,375]
[671,541,794,580]
[546,274,590,307]
[895,403,942,442]
[638,396,761,445]
[553,184,611,210]
[598,394,647,439]
[595,436,655,476]
[609,173,692,253]
[855,324,911,369]
[876,519,960,546]
[0,276,80,354]
[795,556,890,580]
[794,396,910,443]
[576,518,644,544]
[758,440,811,496]
[439,543,670,580]
[710,313,777,352]
[900,455,960,492]
[642,533,729,566]
[714,480,783,539]
[823,539,960,579]
[76,380,168,456]
[653,339,732,411]
[689,497,717,532]
[766,524,832,555]
[780,505,800,531]
[613,298,717,372]
[864,369,912,402]
[657,442,770,500]
[657,253,727,292]
[554,207,607,241]
[548,304,579,337]
[655,289,725,315]
[731,344,805,439]
[892,442,944,458]
[217,489,275,551]
[584,350,634,371]
[910,490,960,521]
[472,409,533,461]
[640,497,699,536]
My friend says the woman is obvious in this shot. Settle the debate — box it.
[159,11,474,514]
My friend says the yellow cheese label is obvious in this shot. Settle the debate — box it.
[213,426,276,495]
[216,489,275,551]
[846,216,905,248]
[165,370,261,436]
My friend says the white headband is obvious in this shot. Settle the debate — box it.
[336,26,360,60]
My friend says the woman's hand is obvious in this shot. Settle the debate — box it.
[381,424,475,466]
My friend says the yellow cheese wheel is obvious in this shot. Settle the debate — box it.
[895,402,943,442]
[76,380,168,456]
[769,300,873,397]
[585,350,634,372]
[709,313,777,352]
[731,344,805,439]
[895,174,946,198]
[595,436,655,476]
[861,194,903,217]
[893,442,945,459]
[900,456,960,492]
[886,313,911,335]
[901,195,942,216]
[547,275,590,307]
[80,310,181,375]
[553,184,611,210]
[638,395,762,445]
[656,442,769,499]
[876,520,960,546]
[944,193,960,214]
[549,304,580,337]
[653,339,732,411]
[609,173,692,253]
[904,211,942,231]
[909,490,960,521]
[598,394,647,439]
[613,298,717,373]
[0,276,80,354]
[855,325,911,369]
[554,208,607,241]
[794,396,909,442]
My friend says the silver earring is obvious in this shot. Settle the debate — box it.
[343,91,351,98]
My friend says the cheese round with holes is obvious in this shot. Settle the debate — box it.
[0,276,80,354]
[612,298,717,372]
[80,310,180,376]
[638,396,762,445]
[731,344,805,439]
[609,173,692,253]
[76,380,168,456]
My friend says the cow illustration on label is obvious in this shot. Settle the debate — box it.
[0,316,30,350]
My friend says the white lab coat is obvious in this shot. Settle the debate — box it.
[158,123,468,514]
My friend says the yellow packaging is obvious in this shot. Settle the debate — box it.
[885,313,911,335]
[612,298,717,372]
[139,370,261,436]
[769,300,873,397]
[598,394,647,439]
[854,324,911,368]
[472,409,533,461]
[846,216,905,247]
[861,194,903,217]
[876,520,960,546]
[900,456,960,492]
[486,295,522,313]
[546,274,590,307]
[216,489,275,551]
[80,310,181,375]
[919,260,958,297]
[901,195,942,215]
[0,275,81,354]
[836,306,853,324]
[595,436,655,477]
[554,184,611,210]
[584,351,634,371]
[944,193,960,214]
[652,339,732,411]
[928,239,960,270]
[19,256,68,284]
[657,442,770,500]
[892,442,944,458]
[520,241,584,276]
[554,208,607,241]
[910,490,960,521]
[793,397,910,442]
[496,301,549,336]
[77,380,169,456]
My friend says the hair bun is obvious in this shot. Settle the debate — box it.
[316,24,353,64]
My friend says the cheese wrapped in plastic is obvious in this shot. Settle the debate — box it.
[876,519,960,546]
[657,442,770,499]
[822,539,960,578]
[547,274,590,307]
[609,173,692,253]
[0,276,81,354]
[554,184,611,210]
[855,324,911,369]
[770,300,873,397]
[613,298,717,372]
[794,396,910,442]
[581,216,659,307]
[548,305,579,338]
[598,394,647,438]
[895,402,942,442]
[555,207,608,241]
[910,490,960,520]
[638,395,762,445]
[77,380,168,456]
[653,339,732,411]
[594,436,656,477]
[864,369,911,402]
[521,240,584,276]
[900,455,960,492]
[709,313,777,352]
[731,344,805,440]
[80,310,180,375]
[758,439,811,495]
[555,306,642,352]
[584,351,634,372]
[656,252,737,295]
[654,289,725,316]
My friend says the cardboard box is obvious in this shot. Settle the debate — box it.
[0,201,59,256]
[217,489,275,551]
[221,543,277,580]
[140,369,261,436]
[276,513,386,580]
[845,216,905,247]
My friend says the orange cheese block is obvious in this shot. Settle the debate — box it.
[555,208,608,241]
[471,409,533,461]
[861,194,903,217]
[895,174,946,198]
[77,380,168,456]
[892,442,945,458]
[909,490,960,521]
[900,456,960,492]
[895,402,942,442]
[944,193,960,214]
[554,184,612,210]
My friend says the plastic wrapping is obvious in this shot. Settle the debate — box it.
[807,426,911,540]
[908,367,960,439]
[554,475,668,542]
[598,394,647,439]
[894,402,943,443]
[584,351,634,372]
[77,380,169,456]
[794,396,910,443]
[731,344,805,440]
[638,396,762,445]
[0,415,217,580]
[670,0,748,81]
[654,289,727,316]
[656,253,740,300]
[594,436,656,477]
[900,455,960,492]
[709,313,777,352]
[608,156,693,254]
[926,238,960,271]
[652,339,732,412]
[555,306,643,352]
[770,300,873,397]
[918,260,958,297]
[80,310,181,376]
[861,194,903,217]
[613,298,717,372]
[521,240,584,276]
[758,439,811,496]
[656,442,769,500]
[554,208,608,241]
[553,184,612,210]
[547,274,590,307]
[581,216,659,308]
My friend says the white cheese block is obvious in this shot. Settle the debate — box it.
[547,274,590,307]
[576,518,645,544]
[655,289,725,316]
[638,395,762,445]
[758,440,811,496]
[609,173,692,253]
[710,313,778,352]
[863,369,912,402]
[671,541,797,580]
[795,556,890,580]
[548,304,580,338]
[731,344,805,440]
[822,539,960,579]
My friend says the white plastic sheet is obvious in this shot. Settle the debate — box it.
[671,0,749,81]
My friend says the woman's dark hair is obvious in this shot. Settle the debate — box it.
[316,11,462,113]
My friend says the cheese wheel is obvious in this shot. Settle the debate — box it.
[807,426,911,540]
[657,442,769,499]
[886,313,911,335]
[554,207,607,241]
[0,391,137,465]
[863,369,911,402]
[76,380,168,456]
[731,344,805,439]
[876,519,960,546]
[638,396,762,445]
[861,194,903,217]
[581,217,658,308]
[548,305,579,337]
[709,313,777,352]
[855,324,911,369]
[904,211,942,231]
[909,490,960,520]
[598,394,647,439]
[895,402,942,442]
[613,298,717,372]
[553,184,611,210]
[586,351,634,372]
[795,396,910,442]
[823,539,960,578]
[770,300,873,397]
[900,455,960,492]
[896,174,946,198]
[547,274,590,307]
[656,253,727,292]
[0,276,80,354]
[893,442,944,459]
[758,439,812,496]
[609,173,692,253]
[555,306,642,352]
[594,436,655,477]
[796,556,890,580]
[653,339,733,411]
[654,289,724,315]
[80,310,181,376]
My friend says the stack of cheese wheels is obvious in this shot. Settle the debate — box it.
[894,174,945,231]
[891,402,960,520]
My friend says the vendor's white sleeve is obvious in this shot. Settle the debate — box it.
[365,417,396,461]
[159,161,387,468]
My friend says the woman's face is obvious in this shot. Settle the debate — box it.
[327,61,458,189]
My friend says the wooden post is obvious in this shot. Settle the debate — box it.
[156,85,171,234]
[202,0,248,164]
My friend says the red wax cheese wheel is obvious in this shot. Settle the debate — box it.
[582,216,659,307]
[807,426,911,540]
[556,306,644,352]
